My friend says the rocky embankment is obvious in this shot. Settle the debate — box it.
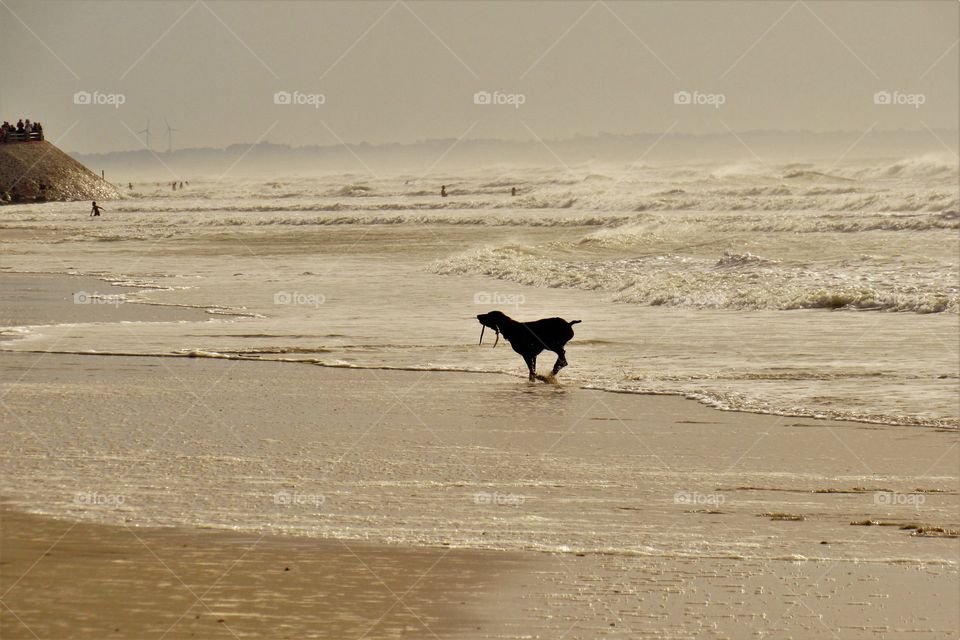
[1,141,122,204]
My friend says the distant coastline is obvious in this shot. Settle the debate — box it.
[68,128,959,178]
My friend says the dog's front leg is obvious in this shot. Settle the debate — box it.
[524,354,537,381]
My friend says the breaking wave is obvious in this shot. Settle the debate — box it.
[431,246,959,314]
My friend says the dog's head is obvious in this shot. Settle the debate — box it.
[477,311,510,347]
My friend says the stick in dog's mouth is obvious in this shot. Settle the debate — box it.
[478,325,500,348]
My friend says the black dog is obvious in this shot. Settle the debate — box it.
[477,310,581,381]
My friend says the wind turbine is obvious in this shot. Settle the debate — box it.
[138,120,152,151]
[163,117,180,154]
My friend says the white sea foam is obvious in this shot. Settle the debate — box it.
[431,245,958,314]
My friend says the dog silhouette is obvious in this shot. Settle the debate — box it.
[477,310,581,381]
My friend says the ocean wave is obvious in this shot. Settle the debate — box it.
[714,251,781,268]
[431,247,959,314]
[703,155,957,182]
[325,183,375,197]
[715,185,794,196]
[591,383,958,430]
[783,170,854,182]
[863,154,959,179]
[193,212,620,227]
[95,204,959,233]
[681,211,958,233]
[103,174,956,217]
[616,281,957,313]
[803,186,860,195]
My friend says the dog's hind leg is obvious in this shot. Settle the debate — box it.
[551,348,567,376]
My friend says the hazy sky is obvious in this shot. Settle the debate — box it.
[1,0,956,154]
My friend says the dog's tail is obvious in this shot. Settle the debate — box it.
[568,320,582,325]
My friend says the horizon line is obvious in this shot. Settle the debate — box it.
[65,126,960,158]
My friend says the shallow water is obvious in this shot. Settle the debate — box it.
[1,156,958,426]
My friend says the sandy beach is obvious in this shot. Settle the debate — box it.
[2,275,958,639]
[3,0,958,636]
[1,507,535,639]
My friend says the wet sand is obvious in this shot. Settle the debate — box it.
[2,498,957,639]
[0,507,533,639]
[1,273,958,638]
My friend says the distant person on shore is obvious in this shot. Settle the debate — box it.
[511,187,517,196]
[90,201,103,217]
[440,185,448,198]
